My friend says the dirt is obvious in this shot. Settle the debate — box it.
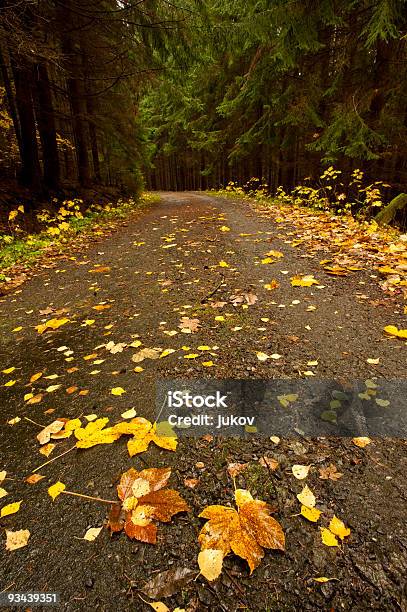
[0,192,406,611]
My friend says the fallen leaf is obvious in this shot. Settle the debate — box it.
[297,485,316,508]
[300,505,321,522]
[198,549,223,581]
[115,418,177,456]
[26,474,45,484]
[121,408,137,419]
[142,567,196,599]
[83,527,103,541]
[1,501,22,517]
[178,317,201,333]
[319,464,343,481]
[36,317,69,334]
[39,443,55,456]
[5,529,30,551]
[108,467,189,544]
[184,478,200,489]
[48,481,66,501]
[320,527,339,547]
[37,419,66,445]
[352,437,371,448]
[292,464,312,480]
[111,387,126,396]
[329,515,351,540]
[384,325,407,339]
[291,275,319,287]
[75,418,121,449]
[259,457,279,471]
[198,488,284,576]
[7,416,21,425]
[132,348,161,362]
[30,372,43,383]
[227,463,248,478]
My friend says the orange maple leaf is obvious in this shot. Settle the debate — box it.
[108,467,189,544]
[198,489,284,578]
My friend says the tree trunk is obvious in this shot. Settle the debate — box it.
[34,62,60,190]
[11,54,42,191]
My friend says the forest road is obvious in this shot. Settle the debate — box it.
[0,191,406,611]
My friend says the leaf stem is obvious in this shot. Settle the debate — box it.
[24,416,46,428]
[61,490,117,504]
[32,444,76,473]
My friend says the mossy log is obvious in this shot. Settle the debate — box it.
[375,193,407,225]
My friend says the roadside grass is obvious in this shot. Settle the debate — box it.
[0,192,159,283]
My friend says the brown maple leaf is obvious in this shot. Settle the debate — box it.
[319,463,343,481]
[198,488,284,578]
[108,467,189,544]
[244,292,258,305]
[178,317,201,333]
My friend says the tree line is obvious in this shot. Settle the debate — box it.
[142,0,407,195]
[0,0,185,202]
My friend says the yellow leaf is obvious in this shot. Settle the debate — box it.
[8,210,18,221]
[320,527,339,547]
[30,372,43,383]
[218,261,229,267]
[39,443,55,456]
[5,529,30,551]
[384,325,407,339]
[83,527,103,541]
[75,418,121,449]
[297,485,316,508]
[12,326,22,332]
[147,603,169,612]
[329,516,351,540]
[291,275,319,287]
[184,353,199,359]
[46,384,61,393]
[7,416,21,425]
[48,481,66,501]
[292,464,312,480]
[134,366,144,373]
[0,487,8,498]
[314,577,336,583]
[2,367,15,374]
[234,489,254,507]
[300,505,321,523]
[1,501,22,517]
[111,387,126,396]
[202,361,214,367]
[198,548,224,581]
[219,226,230,232]
[160,348,176,358]
[4,380,16,387]
[36,318,69,334]
[352,436,371,448]
[256,351,269,361]
[121,408,137,419]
